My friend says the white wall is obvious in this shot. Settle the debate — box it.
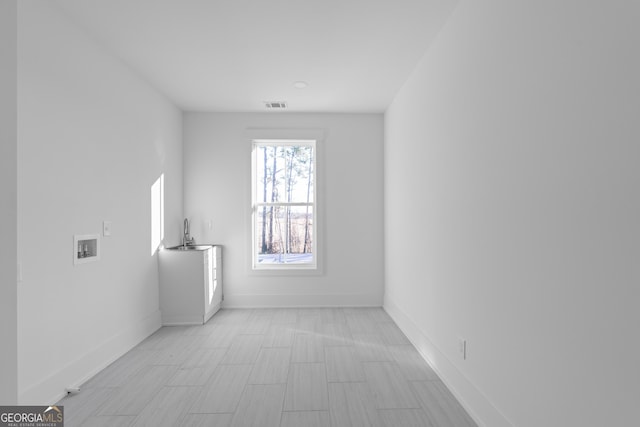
[0,0,18,405]
[384,1,640,426]
[17,1,183,404]
[184,113,384,307]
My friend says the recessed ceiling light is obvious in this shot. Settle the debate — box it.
[293,81,308,89]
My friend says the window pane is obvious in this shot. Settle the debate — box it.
[255,145,314,204]
[255,205,313,265]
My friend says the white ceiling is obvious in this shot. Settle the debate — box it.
[55,0,455,113]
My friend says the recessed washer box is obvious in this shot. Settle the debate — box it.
[74,234,100,265]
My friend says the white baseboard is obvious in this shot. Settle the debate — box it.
[383,296,513,427]
[222,292,382,308]
[204,302,221,323]
[161,314,204,325]
[19,310,161,405]
[161,301,221,326]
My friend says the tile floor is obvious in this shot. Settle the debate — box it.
[58,308,477,427]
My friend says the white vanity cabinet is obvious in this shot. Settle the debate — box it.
[158,245,222,325]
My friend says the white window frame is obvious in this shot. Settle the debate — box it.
[251,139,317,271]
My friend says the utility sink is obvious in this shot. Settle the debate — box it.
[167,245,212,251]
[159,245,222,325]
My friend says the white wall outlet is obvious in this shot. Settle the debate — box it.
[207,219,213,230]
[459,337,467,360]
[103,221,112,237]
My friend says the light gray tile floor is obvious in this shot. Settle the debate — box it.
[58,308,477,427]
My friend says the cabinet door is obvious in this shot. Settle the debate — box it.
[212,246,222,306]
[203,247,214,312]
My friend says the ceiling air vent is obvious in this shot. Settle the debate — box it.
[264,101,287,109]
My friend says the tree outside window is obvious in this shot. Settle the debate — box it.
[252,140,316,269]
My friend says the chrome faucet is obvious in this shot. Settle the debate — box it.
[183,218,195,247]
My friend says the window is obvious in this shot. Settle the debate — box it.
[252,140,316,269]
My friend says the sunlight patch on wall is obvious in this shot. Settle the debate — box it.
[151,173,164,255]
